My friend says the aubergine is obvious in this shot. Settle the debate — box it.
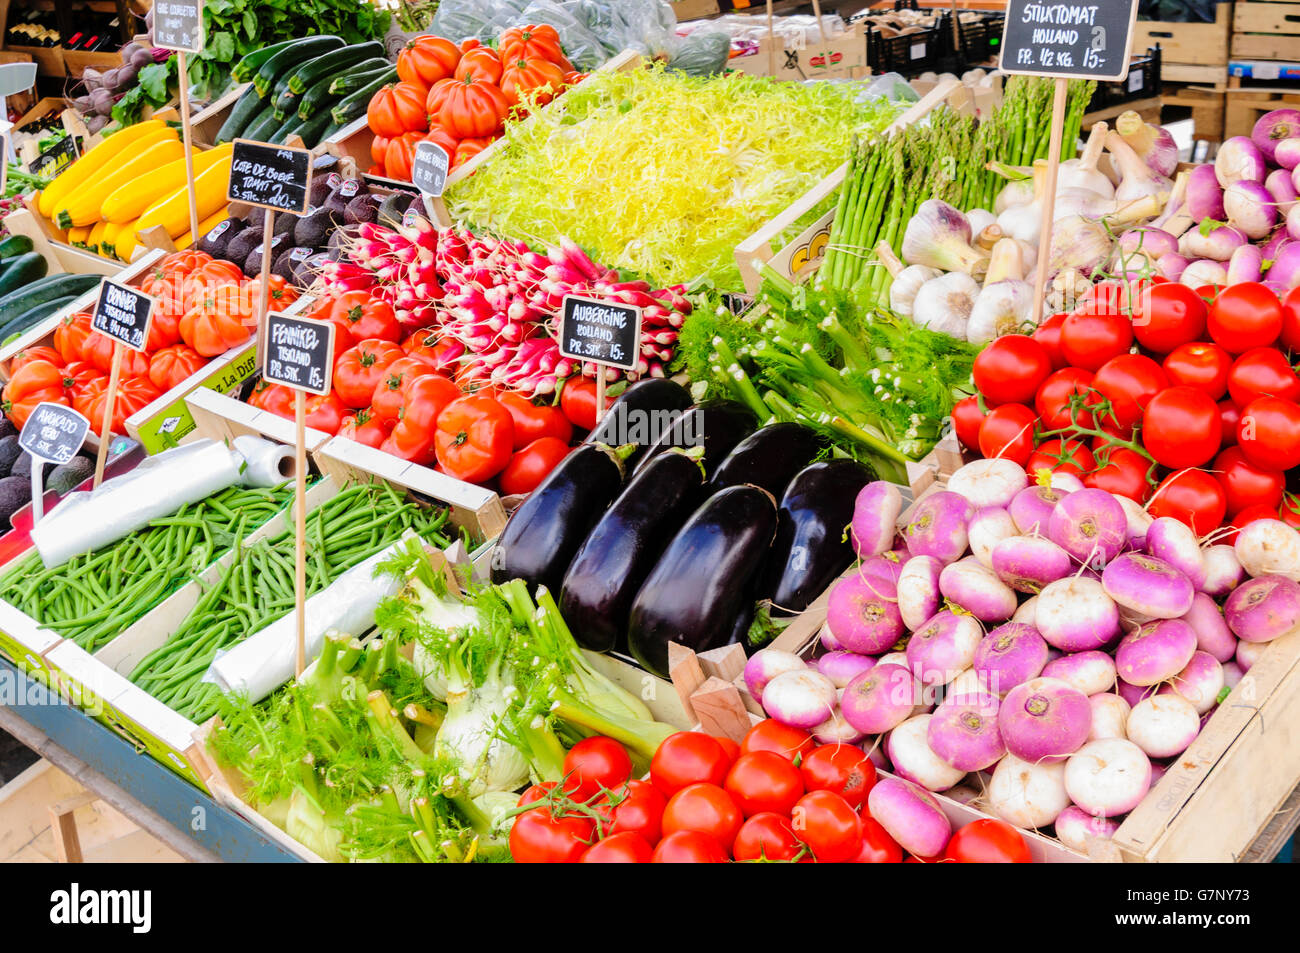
[632,399,757,480]
[757,459,873,615]
[627,484,778,677]
[560,449,707,654]
[708,422,826,499]
[490,443,629,593]
[584,379,694,465]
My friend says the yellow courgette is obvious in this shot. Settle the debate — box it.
[86,220,108,254]
[136,155,234,240]
[36,120,168,219]
[53,131,184,229]
[65,225,92,248]
[100,142,234,225]
[100,221,125,260]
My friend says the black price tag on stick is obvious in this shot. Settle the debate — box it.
[558,294,642,372]
[29,135,79,179]
[411,141,450,198]
[1000,0,1138,80]
[152,0,204,53]
[263,313,335,396]
[92,279,155,352]
[19,403,90,466]
[228,139,313,214]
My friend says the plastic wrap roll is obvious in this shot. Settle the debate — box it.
[234,435,295,486]
[204,532,417,703]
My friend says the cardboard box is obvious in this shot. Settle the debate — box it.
[724,22,869,80]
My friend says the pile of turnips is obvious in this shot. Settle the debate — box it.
[743,456,1300,852]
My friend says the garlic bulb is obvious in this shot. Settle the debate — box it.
[1058,123,1115,200]
[912,271,979,338]
[902,199,989,274]
[966,208,997,237]
[890,264,942,317]
[968,238,1035,343]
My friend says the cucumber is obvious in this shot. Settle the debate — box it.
[330,73,396,126]
[216,83,266,143]
[0,253,48,297]
[295,109,336,150]
[0,235,33,259]
[272,85,299,122]
[0,295,79,341]
[327,59,394,96]
[232,39,299,83]
[254,36,344,97]
[0,273,99,318]
[270,111,308,145]
[242,102,284,143]
[287,41,387,94]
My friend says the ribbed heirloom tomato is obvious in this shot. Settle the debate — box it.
[148,344,205,392]
[366,82,429,138]
[1,360,70,427]
[396,35,460,89]
[9,346,62,373]
[438,75,510,139]
[500,56,566,106]
[73,376,162,435]
[498,24,571,68]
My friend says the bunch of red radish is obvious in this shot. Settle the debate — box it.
[956,279,1300,537]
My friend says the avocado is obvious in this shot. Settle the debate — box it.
[324,182,357,221]
[327,224,352,259]
[0,475,31,528]
[293,206,333,249]
[9,451,32,480]
[0,416,16,440]
[273,210,298,239]
[244,233,285,277]
[344,193,380,226]
[198,218,246,260]
[308,175,333,210]
[47,456,95,495]
[225,228,262,270]
[0,436,19,477]
[271,246,303,284]
[291,251,323,287]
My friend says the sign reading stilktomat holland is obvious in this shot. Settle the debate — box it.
[1000,0,1138,81]
[558,295,642,372]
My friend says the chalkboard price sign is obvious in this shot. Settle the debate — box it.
[1000,0,1138,81]
[153,0,204,53]
[19,402,90,466]
[28,135,79,179]
[92,280,156,352]
[263,313,335,396]
[411,141,450,198]
[558,295,642,372]
[228,139,314,214]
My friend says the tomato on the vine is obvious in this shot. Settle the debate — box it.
[1281,285,1300,353]
[1059,309,1133,371]
[509,805,595,863]
[1091,354,1169,434]
[661,783,743,851]
[951,395,988,452]
[1214,446,1286,517]
[1025,437,1095,477]
[650,732,731,797]
[1131,282,1208,354]
[739,720,814,762]
[943,819,1032,863]
[600,780,666,846]
[791,790,861,863]
[1219,400,1241,447]
[973,335,1052,406]
[978,403,1036,465]
[580,831,652,863]
[852,818,903,863]
[1148,468,1228,536]
[732,813,806,862]
[799,744,877,809]
[1082,447,1153,503]
[651,830,727,863]
[1207,282,1282,353]
[1162,342,1232,400]
[562,737,632,801]
[724,752,804,818]
[1229,504,1283,543]
[1237,395,1300,471]
[1035,367,1095,430]
[1140,386,1222,469]
[1226,347,1300,407]
[1032,313,1069,370]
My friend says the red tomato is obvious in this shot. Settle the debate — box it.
[973,335,1052,406]
[1208,283,1282,354]
[1229,504,1282,542]
[1140,386,1222,469]
[1082,447,1153,503]
[650,732,731,797]
[580,831,652,863]
[853,817,904,863]
[338,409,392,450]
[791,790,862,863]
[1148,468,1228,536]
[715,736,740,765]
[1284,496,1300,530]
[1091,354,1169,434]
[1081,278,1148,316]
[951,395,988,452]
[518,782,557,807]
[1032,313,1069,370]
[651,830,727,863]
[562,737,632,801]
[978,403,1036,465]
[732,813,807,862]
[1280,285,1300,352]
[601,780,666,845]
[1060,309,1133,371]
[434,394,515,483]
[1237,395,1300,471]
[1161,342,1233,400]
[799,744,877,809]
[661,783,743,852]
[724,752,804,818]
[499,436,570,496]
[559,376,598,430]
[1132,282,1208,354]
[509,806,595,863]
[1214,446,1286,516]
[370,356,436,424]
[739,720,814,762]
[1035,367,1095,430]
[1026,437,1095,478]
[303,391,346,435]
[1226,347,1300,407]
[497,391,574,448]
[943,819,1032,863]
[1219,400,1241,447]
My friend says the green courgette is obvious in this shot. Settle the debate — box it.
[254,36,344,97]
[0,273,99,318]
[326,59,393,96]
[272,85,299,122]
[232,39,299,83]
[287,41,387,94]
[0,253,48,298]
[270,112,308,145]
[0,236,34,259]
[0,295,79,341]
[330,73,396,126]
[295,110,336,150]
[216,83,265,143]
[242,102,284,143]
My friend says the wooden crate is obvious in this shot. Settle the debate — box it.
[4,44,63,77]
[1163,85,1227,141]
[669,0,721,20]
[1135,4,1232,75]
[1223,86,1300,139]
[1234,1,1300,59]
[62,48,120,78]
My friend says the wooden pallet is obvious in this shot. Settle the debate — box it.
[1163,84,1228,142]
[1137,5,1232,87]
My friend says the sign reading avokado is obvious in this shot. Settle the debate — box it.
[1000,0,1139,80]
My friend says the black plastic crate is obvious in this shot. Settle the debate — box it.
[1087,45,1162,112]
[953,12,1004,66]
[867,18,949,76]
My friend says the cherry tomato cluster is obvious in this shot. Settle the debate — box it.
[512,722,1032,863]
[958,279,1300,537]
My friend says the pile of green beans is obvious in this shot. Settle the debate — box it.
[129,483,452,723]
[0,484,297,652]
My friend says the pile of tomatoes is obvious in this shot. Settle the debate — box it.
[249,289,601,495]
[957,280,1300,536]
[510,721,1032,863]
[1,250,292,435]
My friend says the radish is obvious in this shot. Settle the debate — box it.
[1237,638,1268,671]
[968,507,1018,568]
[1042,650,1116,696]
[999,677,1092,762]
[1115,619,1198,686]
[1158,650,1224,714]
[1089,693,1131,741]
[991,535,1074,593]
[826,574,904,655]
[1036,576,1120,651]
[842,663,919,734]
[1201,544,1244,597]
[1049,489,1128,568]
[743,649,806,703]
[902,491,974,564]
[1055,805,1120,852]
[1145,517,1207,589]
[1223,574,1300,642]
[972,622,1050,695]
[812,707,866,745]
[988,754,1070,828]
[947,458,1028,508]
[1064,738,1152,816]
[898,555,944,630]
[852,482,904,558]
[906,611,984,686]
[760,669,838,729]
[927,691,1006,771]
[1234,520,1300,581]
[1127,694,1200,758]
[867,778,953,858]
[1101,553,1195,619]
[939,557,1018,621]
[817,651,877,688]
[887,714,967,791]
[1180,592,1237,662]
[1008,484,1070,535]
